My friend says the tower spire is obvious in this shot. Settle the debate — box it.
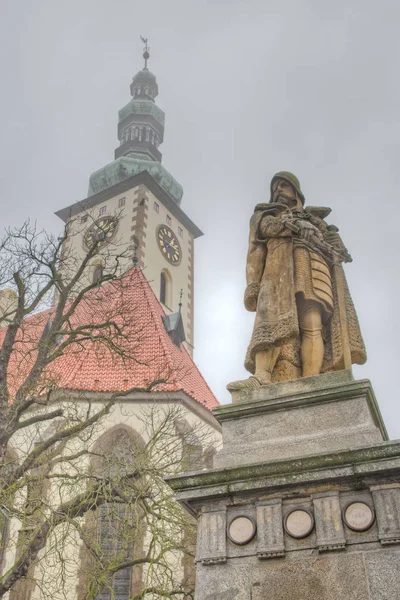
[140,36,150,70]
[87,39,184,207]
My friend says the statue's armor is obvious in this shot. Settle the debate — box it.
[293,244,333,321]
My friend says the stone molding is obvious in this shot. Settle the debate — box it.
[167,439,400,506]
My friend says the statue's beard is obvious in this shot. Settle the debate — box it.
[273,193,297,207]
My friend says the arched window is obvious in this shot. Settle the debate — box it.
[89,428,145,600]
[160,272,167,305]
[93,264,103,284]
[160,270,172,307]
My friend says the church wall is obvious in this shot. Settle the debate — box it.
[2,397,220,600]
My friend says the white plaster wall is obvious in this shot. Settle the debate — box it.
[63,183,195,350]
[3,397,220,600]
[140,187,194,348]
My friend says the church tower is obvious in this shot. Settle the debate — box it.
[55,41,201,353]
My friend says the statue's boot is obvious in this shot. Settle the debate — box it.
[227,348,280,391]
[226,376,263,391]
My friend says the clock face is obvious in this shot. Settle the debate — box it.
[84,216,118,250]
[157,225,182,265]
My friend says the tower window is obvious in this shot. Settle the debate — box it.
[118,197,126,208]
[166,215,171,225]
[178,226,183,237]
[93,264,103,284]
[153,201,159,213]
[160,272,167,305]
[160,270,172,307]
[99,206,106,216]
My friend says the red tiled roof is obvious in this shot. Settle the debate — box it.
[0,268,219,412]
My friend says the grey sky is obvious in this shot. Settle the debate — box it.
[1,0,400,435]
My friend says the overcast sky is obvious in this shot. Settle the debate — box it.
[1,0,400,436]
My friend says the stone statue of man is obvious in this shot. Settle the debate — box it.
[228,172,366,390]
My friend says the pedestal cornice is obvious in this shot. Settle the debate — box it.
[166,439,400,515]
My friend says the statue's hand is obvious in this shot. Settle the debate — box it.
[296,219,322,242]
[244,283,260,312]
[324,230,342,248]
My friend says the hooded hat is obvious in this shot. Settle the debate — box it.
[270,171,305,205]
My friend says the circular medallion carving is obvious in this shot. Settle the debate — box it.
[227,516,256,546]
[343,502,375,532]
[284,509,314,539]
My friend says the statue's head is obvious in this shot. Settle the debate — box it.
[270,171,305,210]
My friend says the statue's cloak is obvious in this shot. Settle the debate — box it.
[244,211,366,376]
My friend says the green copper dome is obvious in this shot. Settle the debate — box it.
[118,99,165,126]
[88,156,183,206]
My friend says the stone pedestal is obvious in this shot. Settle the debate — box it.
[167,372,400,600]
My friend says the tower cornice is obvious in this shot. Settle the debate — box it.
[55,170,203,239]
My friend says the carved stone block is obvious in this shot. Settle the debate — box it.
[214,377,387,469]
[196,509,227,565]
[251,553,370,600]
[313,492,346,551]
[372,485,400,545]
[256,500,285,558]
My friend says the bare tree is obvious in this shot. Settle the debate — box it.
[0,220,212,599]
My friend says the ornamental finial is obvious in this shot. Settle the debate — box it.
[140,36,150,69]
[179,289,183,313]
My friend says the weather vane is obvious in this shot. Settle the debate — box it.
[140,35,150,69]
